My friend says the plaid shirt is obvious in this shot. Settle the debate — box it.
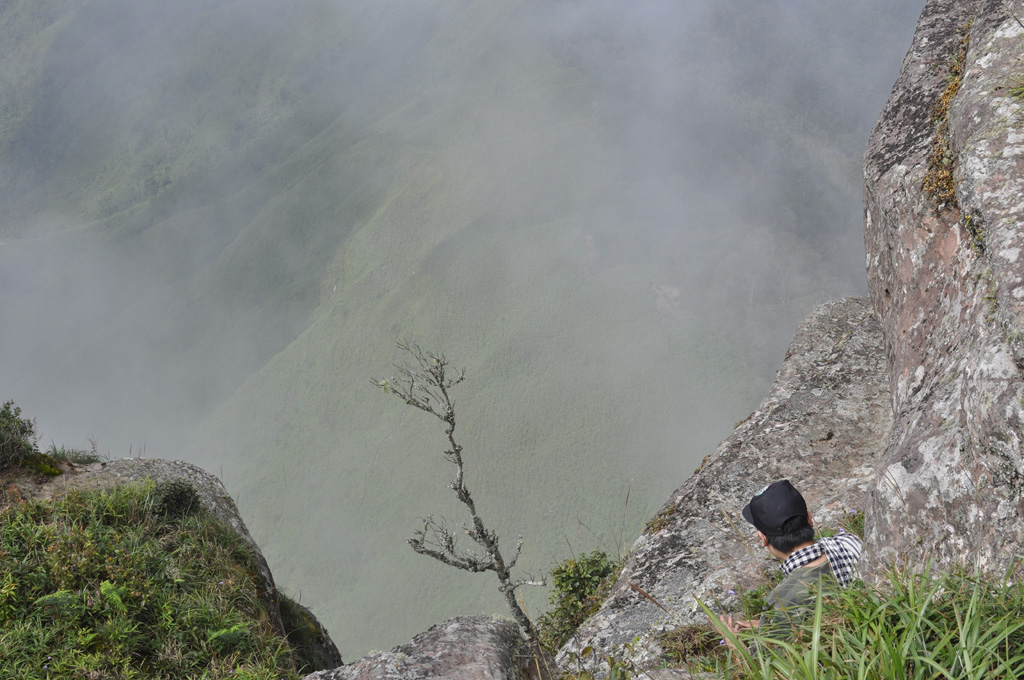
[781,530,862,587]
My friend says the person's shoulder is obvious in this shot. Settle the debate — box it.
[834,529,864,547]
[832,530,864,557]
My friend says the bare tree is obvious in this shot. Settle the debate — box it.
[373,340,544,646]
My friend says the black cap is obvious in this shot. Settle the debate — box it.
[741,480,809,537]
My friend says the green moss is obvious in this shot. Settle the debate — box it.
[644,506,678,534]
[21,452,61,478]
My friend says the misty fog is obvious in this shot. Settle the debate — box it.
[1,0,924,657]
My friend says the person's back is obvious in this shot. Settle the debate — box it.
[758,558,834,638]
[716,481,863,642]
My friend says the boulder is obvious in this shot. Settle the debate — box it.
[864,0,1024,571]
[558,297,891,673]
[305,615,550,680]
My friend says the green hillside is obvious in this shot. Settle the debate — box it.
[0,0,924,659]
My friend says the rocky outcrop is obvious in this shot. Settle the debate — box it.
[557,298,891,673]
[5,457,343,672]
[864,0,1024,571]
[304,616,550,680]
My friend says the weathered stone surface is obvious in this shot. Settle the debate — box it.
[305,615,548,680]
[3,457,342,671]
[864,0,1024,571]
[558,298,891,673]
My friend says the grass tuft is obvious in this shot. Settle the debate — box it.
[45,443,102,466]
[697,560,1024,680]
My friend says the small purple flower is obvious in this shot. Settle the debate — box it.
[719,639,726,646]
[727,589,735,595]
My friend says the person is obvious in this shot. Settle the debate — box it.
[718,479,863,640]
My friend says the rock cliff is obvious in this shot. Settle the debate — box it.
[864,0,1024,571]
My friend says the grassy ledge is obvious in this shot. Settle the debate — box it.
[0,481,304,680]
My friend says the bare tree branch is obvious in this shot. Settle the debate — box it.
[373,341,544,646]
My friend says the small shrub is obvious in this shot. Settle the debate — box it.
[0,400,38,467]
[922,20,972,210]
[536,550,617,652]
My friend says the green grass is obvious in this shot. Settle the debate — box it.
[0,481,304,679]
[688,562,1024,680]
[43,442,102,465]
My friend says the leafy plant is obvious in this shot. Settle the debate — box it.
[536,550,616,652]
[839,508,865,539]
[814,508,866,544]
[644,506,677,534]
[0,400,38,467]
[922,20,973,210]
[732,567,785,621]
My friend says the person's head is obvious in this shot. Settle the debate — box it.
[742,480,815,558]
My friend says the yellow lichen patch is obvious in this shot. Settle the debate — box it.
[923,20,973,209]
